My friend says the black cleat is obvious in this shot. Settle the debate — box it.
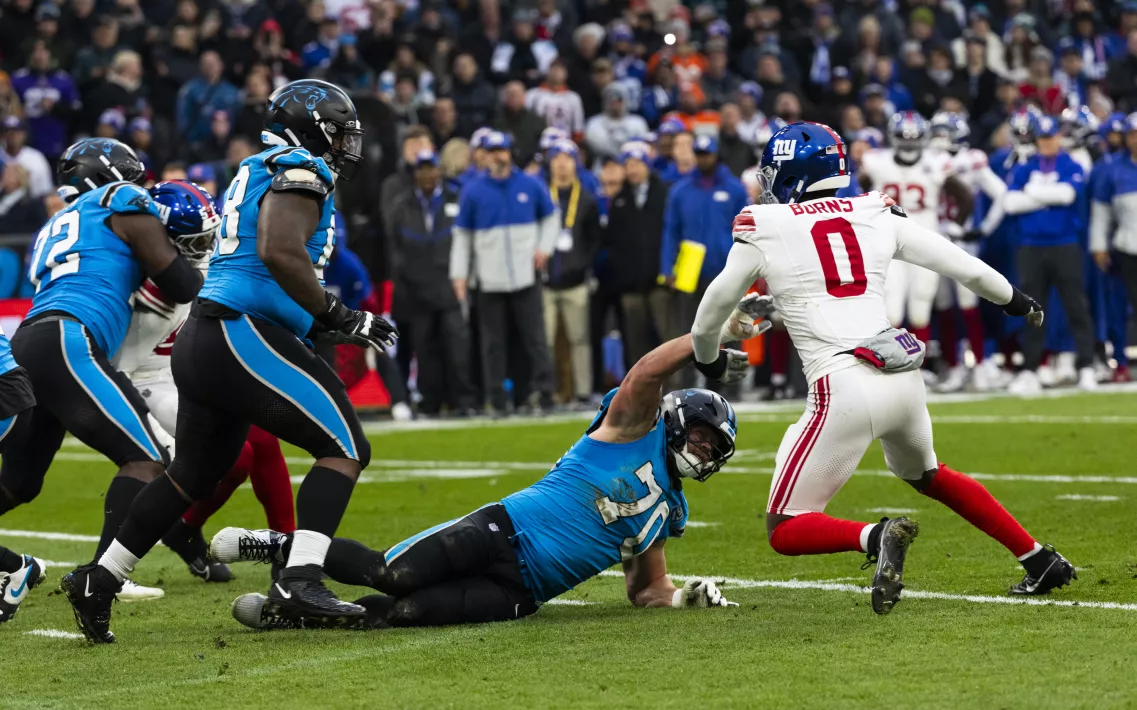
[187,558,234,583]
[60,564,121,644]
[1010,544,1076,595]
[165,520,233,582]
[865,517,920,615]
[265,564,366,627]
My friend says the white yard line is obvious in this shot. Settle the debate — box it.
[0,529,99,543]
[544,599,596,606]
[24,629,85,639]
[595,570,1137,611]
[864,507,920,514]
[1055,494,1121,502]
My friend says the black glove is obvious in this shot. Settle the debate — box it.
[693,349,749,384]
[960,230,984,243]
[1003,287,1044,327]
[312,291,399,351]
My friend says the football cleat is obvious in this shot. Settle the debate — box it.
[0,555,46,623]
[266,564,366,627]
[116,578,165,602]
[232,593,303,630]
[164,520,231,582]
[1010,544,1076,595]
[866,517,920,615]
[60,564,121,644]
[210,527,287,566]
[188,558,234,583]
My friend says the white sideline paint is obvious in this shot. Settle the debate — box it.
[545,599,596,606]
[594,571,1137,611]
[0,528,99,543]
[864,507,919,514]
[24,629,84,639]
[1055,494,1121,502]
[684,521,721,528]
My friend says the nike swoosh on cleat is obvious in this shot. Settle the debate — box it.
[10,573,29,598]
[84,576,94,598]
[274,583,292,600]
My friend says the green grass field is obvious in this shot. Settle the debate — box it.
[2,390,1136,709]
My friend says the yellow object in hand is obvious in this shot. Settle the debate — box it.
[673,240,706,294]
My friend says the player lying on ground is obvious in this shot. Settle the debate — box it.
[691,121,1075,615]
[211,321,765,630]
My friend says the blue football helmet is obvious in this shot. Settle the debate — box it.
[853,127,885,149]
[660,388,738,482]
[888,111,929,154]
[1032,114,1061,139]
[1059,105,1099,148]
[148,180,221,260]
[930,111,971,153]
[756,121,850,204]
[1009,106,1043,146]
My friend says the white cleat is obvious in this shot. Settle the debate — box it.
[116,578,165,602]
[1077,367,1099,391]
[1054,352,1078,384]
[970,359,1003,391]
[1008,370,1043,397]
[1036,363,1057,388]
[0,555,46,623]
[391,402,413,421]
[210,527,287,565]
[936,365,969,393]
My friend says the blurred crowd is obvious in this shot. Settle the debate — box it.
[1,0,1136,413]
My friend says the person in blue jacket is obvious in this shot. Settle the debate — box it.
[1003,115,1097,395]
[658,135,748,389]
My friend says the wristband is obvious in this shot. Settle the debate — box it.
[1003,287,1033,317]
[316,291,352,329]
[693,351,728,381]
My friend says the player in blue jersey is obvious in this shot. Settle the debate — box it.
[0,138,202,574]
[63,79,398,644]
[211,323,757,630]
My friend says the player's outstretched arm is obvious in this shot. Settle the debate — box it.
[691,239,765,366]
[596,334,699,443]
[894,216,1044,325]
[113,213,202,304]
[623,539,678,607]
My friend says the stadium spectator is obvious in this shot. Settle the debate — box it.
[604,143,672,368]
[640,60,679,127]
[1003,116,1097,394]
[735,83,767,147]
[839,0,905,56]
[1004,14,1042,84]
[1107,30,1137,113]
[300,16,341,72]
[1055,40,1090,110]
[325,35,374,91]
[1019,47,1065,115]
[219,135,256,190]
[72,15,121,91]
[585,84,648,169]
[176,51,240,143]
[659,134,747,388]
[493,81,546,164]
[700,39,741,110]
[1,115,52,200]
[566,22,606,99]
[186,163,218,201]
[11,40,81,160]
[716,104,753,177]
[0,71,21,121]
[793,3,845,104]
[378,41,436,104]
[184,110,232,164]
[83,50,146,133]
[429,97,460,148]
[381,126,434,237]
[386,149,475,417]
[0,163,46,236]
[1067,11,1113,83]
[526,58,585,140]
[24,2,74,72]
[542,140,602,407]
[579,57,614,119]
[94,108,125,138]
[490,9,553,89]
[451,132,558,415]
[961,35,1001,122]
[126,116,152,168]
[912,45,967,117]
[952,5,1008,77]
[449,53,496,139]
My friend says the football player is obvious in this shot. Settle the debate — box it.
[63,79,396,644]
[929,111,1008,392]
[0,138,201,600]
[212,323,756,630]
[691,121,1075,614]
[1059,105,1101,172]
[113,180,296,584]
[858,112,974,354]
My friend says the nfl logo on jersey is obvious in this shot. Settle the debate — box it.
[771,139,797,164]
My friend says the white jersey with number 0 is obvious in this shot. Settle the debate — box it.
[859,149,953,231]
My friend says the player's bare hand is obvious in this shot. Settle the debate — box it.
[1093,251,1111,273]
[672,578,738,608]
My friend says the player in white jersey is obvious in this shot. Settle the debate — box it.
[690,122,1075,613]
[929,112,1009,392]
[858,112,973,356]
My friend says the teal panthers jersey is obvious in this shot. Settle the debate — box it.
[199,146,336,338]
[502,389,688,603]
[0,326,17,375]
[27,181,159,356]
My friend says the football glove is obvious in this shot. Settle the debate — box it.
[672,578,738,608]
[1003,287,1044,327]
[693,348,749,384]
[848,327,926,373]
[313,291,399,352]
[721,293,776,342]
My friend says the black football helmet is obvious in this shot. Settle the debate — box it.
[261,79,365,181]
[56,138,146,199]
[660,389,738,482]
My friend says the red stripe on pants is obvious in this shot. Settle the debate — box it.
[769,376,830,514]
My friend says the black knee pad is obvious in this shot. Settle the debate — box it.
[388,597,424,627]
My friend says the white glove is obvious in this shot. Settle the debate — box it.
[720,293,776,343]
[672,578,738,608]
[147,413,175,459]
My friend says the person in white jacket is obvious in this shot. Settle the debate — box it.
[584,84,648,169]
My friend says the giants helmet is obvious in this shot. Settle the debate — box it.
[56,138,145,199]
[755,121,849,204]
[888,111,929,154]
[262,79,365,181]
[148,181,221,260]
[659,389,738,482]
[1059,105,1100,148]
[930,111,971,153]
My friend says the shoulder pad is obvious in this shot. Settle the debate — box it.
[890,204,908,218]
[102,182,161,219]
[270,166,331,198]
[265,147,335,185]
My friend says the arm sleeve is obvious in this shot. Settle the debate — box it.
[1023,181,1076,206]
[1090,200,1113,254]
[535,208,561,255]
[691,241,767,364]
[894,216,1013,306]
[973,166,1007,202]
[1002,190,1047,215]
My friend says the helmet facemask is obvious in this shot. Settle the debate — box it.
[319,117,364,182]
[668,423,735,482]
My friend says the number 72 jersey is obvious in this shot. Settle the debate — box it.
[732,194,901,384]
[198,146,337,339]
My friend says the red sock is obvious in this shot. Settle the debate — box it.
[770,328,790,376]
[182,442,254,528]
[769,512,871,556]
[922,463,1036,557]
[938,310,959,367]
[246,426,296,533]
[961,308,985,363]
[911,325,932,349]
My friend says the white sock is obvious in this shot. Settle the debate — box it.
[859,524,875,553]
[98,540,139,583]
[1016,542,1043,561]
[286,530,331,568]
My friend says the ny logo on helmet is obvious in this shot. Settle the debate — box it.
[771,139,797,164]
